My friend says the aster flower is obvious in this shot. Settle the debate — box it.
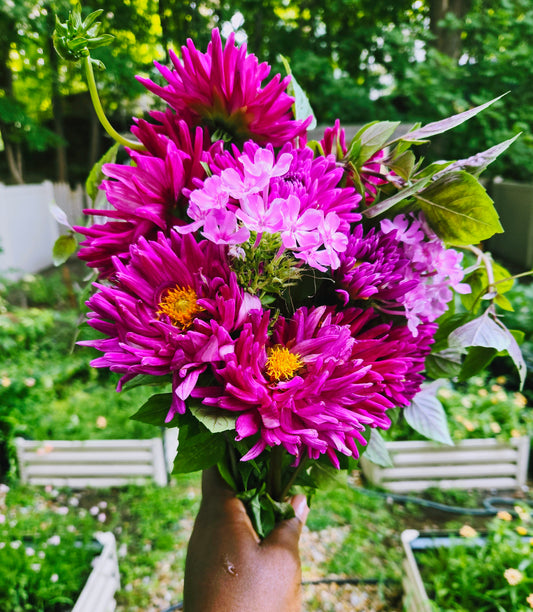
[195,305,431,467]
[180,141,361,272]
[76,121,213,276]
[320,119,394,203]
[79,231,261,420]
[336,213,469,335]
[137,28,310,147]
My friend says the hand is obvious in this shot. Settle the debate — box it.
[183,468,309,612]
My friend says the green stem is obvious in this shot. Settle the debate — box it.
[280,457,308,501]
[268,445,284,501]
[83,57,144,151]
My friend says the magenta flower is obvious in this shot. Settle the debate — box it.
[180,141,361,271]
[137,29,310,147]
[76,120,213,277]
[336,214,469,335]
[320,119,393,203]
[194,305,429,467]
[80,231,261,420]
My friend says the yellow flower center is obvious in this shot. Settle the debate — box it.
[265,346,302,382]
[157,286,203,329]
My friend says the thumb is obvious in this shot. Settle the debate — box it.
[262,494,309,551]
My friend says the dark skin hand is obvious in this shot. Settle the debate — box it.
[183,468,310,612]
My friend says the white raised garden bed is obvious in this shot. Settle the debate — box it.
[401,529,433,612]
[15,429,178,488]
[360,437,530,493]
[73,532,120,612]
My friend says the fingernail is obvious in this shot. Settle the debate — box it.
[291,494,309,524]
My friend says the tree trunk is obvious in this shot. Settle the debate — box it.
[429,0,472,59]
[47,12,68,183]
[4,142,24,184]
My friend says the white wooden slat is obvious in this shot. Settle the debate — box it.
[379,462,518,480]
[387,477,518,494]
[26,463,155,477]
[19,451,154,464]
[18,439,156,450]
[27,477,148,488]
[72,532,120,612]
[391,448,517,466]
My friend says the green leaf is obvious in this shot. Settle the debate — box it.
[121,374,172,392]
[404,382,453,445]
[425,349,463,379]
[388,150,416,180]
[363,430,393,467]
[173,420,226,474]
[458,346,497,380]
[398,95,506,143]
[448,311,510,352]
[189,404,237,433]
[348,121,400,166]
[494,323,527,390]
[461,261,514,313]
[363,175,432,218]
[85,142,120,203]
[308,460,346,490]
[52,234,77,266]
[130,393,174,427]
[278,55,317,130]
[416,171,503,245]
[434,134,521,178]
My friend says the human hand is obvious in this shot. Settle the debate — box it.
[183,468,309,611]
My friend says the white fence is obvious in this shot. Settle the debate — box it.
[15,428,179,488]
[0,181,86,280]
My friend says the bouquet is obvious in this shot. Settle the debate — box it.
[54,7,526,536]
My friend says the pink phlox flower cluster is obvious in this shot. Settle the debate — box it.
[380,213,470,334]
[181,141,361,271]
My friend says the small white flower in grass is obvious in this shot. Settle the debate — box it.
[67,525,76,533]
[89,506,99,516]
[78,509,87,518]
[0,514,5,524]
[0,543,4,549]
[47,535,60,546]
[68,497,79,507]
[31,563,41,572]
[25,547,35,556]
[38,551,45,559]
[98,501,108,509]
[504,568,524,586]
[56,506,69,515]
[50,574,58,583]
[97,513,106,523]
[10,540,21,549]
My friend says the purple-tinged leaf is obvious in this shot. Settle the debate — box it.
[398,94,506,143]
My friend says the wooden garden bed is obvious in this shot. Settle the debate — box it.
[360,437,530,493]
[73,532,120,612]
[15,429,178,488]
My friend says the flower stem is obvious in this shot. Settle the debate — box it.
[280,457,308,501]
[83,57,145,151]
[268,445,284,501]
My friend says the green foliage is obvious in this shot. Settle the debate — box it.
[415,504,533,611]
[386,373,532,443]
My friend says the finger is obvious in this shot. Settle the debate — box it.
[262,494,309,552]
